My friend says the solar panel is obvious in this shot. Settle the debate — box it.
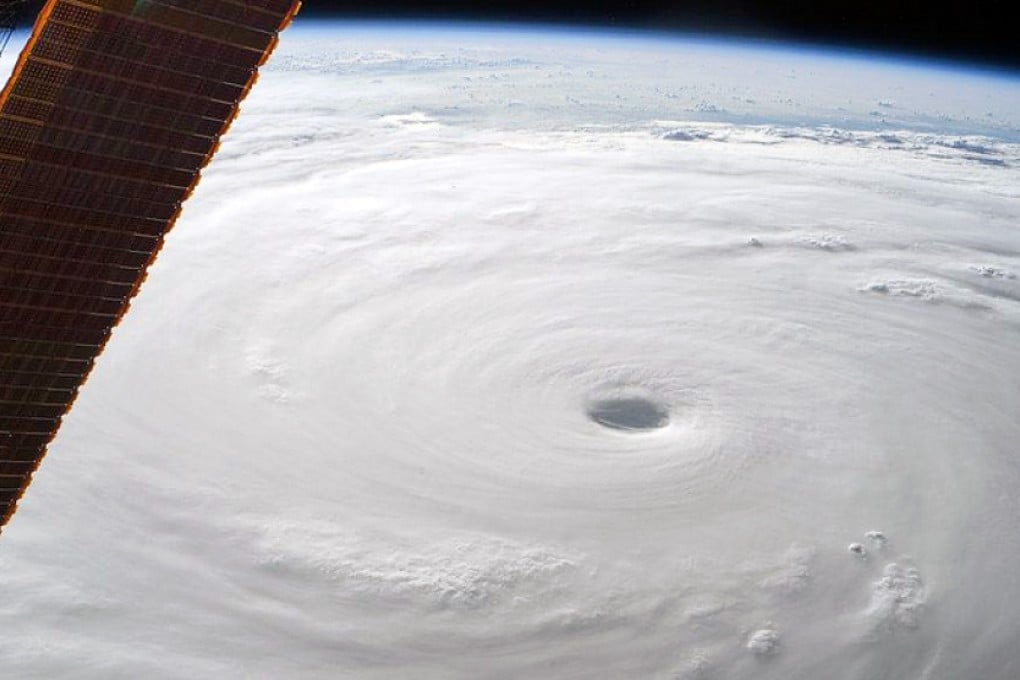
[0,0,301,531]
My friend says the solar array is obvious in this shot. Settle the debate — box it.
[0,0,301,531]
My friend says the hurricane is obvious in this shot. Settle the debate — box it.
[2,23,1019,679]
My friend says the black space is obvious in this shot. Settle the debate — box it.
[300,0,1019,71]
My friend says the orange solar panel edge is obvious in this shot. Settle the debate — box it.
[0,0,302,531]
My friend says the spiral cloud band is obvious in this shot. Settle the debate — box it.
[1,24,1019,679]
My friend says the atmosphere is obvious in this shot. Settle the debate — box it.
[298,0,1019,70]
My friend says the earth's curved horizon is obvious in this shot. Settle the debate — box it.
[1,19,1018,679]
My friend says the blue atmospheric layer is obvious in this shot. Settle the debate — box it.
[291,18,1020,82]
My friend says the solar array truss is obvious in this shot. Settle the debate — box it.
[0,0,301,532]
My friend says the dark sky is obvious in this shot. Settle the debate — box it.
[301,0,1019,71]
